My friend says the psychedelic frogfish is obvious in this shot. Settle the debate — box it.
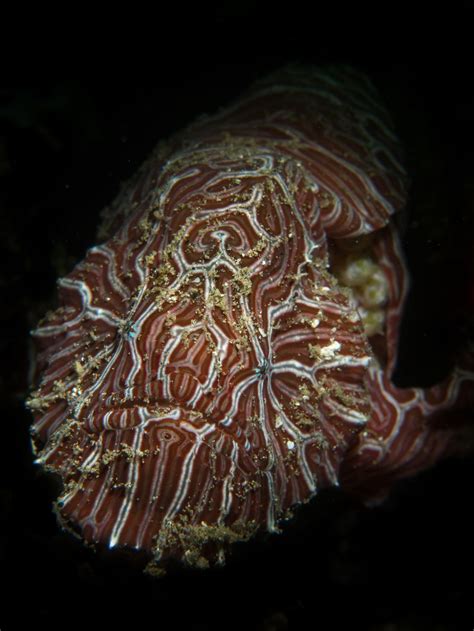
[27,66,474,573]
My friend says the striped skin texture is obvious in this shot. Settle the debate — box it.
[27,66,474,572]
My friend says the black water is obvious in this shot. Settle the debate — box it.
[1,21,473,631]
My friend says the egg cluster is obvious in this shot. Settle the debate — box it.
[335,254,388,336]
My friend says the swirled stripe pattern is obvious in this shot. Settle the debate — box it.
[27,65,473,571]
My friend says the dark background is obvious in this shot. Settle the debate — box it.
[1,14,474,631]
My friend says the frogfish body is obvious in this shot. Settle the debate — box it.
[27,66,474,572]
